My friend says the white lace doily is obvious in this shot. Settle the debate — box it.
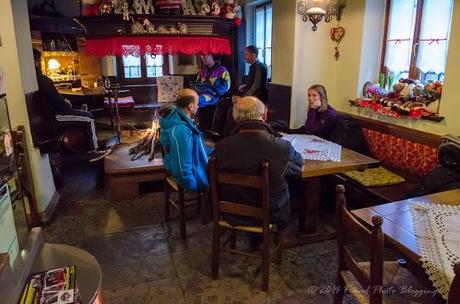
[281,134,342,162]
[410,202,460,299]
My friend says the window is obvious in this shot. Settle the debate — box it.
[382,0,453,83]
[254,2,272,79]
[119,45,164,82]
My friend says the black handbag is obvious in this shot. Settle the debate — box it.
[439,134,460,172]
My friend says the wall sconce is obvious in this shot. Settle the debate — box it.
[297,0,346,31]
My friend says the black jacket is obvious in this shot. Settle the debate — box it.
[242,60,268,103]
[36,70,71,121]
[212,120,303,229]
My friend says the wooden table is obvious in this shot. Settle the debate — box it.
[352,189,460,269]
[283,147,379,248]
[104,144,164,200]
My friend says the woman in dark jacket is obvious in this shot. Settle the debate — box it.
[303,84,337,139]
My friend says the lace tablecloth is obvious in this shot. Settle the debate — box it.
[282,134,342,162]
[410,202,460,299]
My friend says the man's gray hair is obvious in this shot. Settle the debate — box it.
[233,96,266,122]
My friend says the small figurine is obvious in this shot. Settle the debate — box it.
[157,25,170,34]
[177,22,188,34]
[220,0,238,19]
[194,0,208,15]
[99,0,113,14]
[182,0,196,15]
[143,19,156,33]
[169,26,179,34]
[209,0,220,16]
[131,18,145,34]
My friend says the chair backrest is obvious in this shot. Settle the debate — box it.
[336,184,384,304]
[449,262,460,302]
[209,156,270,230]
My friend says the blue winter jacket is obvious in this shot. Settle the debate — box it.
[160,107,211,191]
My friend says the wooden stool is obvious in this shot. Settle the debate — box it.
[163,172,202,239]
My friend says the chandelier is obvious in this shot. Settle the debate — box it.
[297,0,346,31]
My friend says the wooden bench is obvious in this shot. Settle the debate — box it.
[333,112,442,206]
[104,144,164,200]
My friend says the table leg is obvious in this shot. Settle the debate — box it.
[282,176,336,248]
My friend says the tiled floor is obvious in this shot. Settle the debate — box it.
[42,158,361,304]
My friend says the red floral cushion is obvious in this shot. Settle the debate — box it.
[363,129,438,177]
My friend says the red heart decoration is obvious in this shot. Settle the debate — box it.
[330,27,345,43]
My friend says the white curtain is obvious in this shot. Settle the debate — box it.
[384,0,417,73]
[416,0,453,73]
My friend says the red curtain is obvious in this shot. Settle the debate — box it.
[85,36,232,57]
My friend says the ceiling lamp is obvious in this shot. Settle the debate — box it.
[297,0,346,31]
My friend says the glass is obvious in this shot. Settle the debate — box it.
[145,53,164,78]
[122,45,141,79]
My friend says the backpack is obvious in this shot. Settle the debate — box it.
[329,116,369,155]
[410,165,460,197]
[439,134,460,171]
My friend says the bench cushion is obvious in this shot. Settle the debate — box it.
[343,166,405,187]
[363,129,438,177]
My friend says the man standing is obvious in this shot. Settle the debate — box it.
[194,54,231,131]
[239,46,268,103]
[212,96,303,232]
[33,49,110,162]
[159,88,211,191]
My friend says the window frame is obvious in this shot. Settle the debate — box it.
[253,1,272,77]
[380,0,451,81]
[116,50,166,85]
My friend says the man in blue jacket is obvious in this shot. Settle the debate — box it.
[159,88,211,191]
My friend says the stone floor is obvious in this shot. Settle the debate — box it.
[41,157,366,304]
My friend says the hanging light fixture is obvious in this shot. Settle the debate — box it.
[297,0,346,32]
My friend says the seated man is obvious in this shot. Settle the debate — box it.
[212,96,303,233]
[159,88,211,191]
[238,45,268,103]
[33,49,110,162]
[193,54,231,132]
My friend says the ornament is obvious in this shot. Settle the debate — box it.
[177,22,188,34]
[132,0,155,14]
[209,0,220,16]
[99,0,113,14]
[330,26,345,60]
[182,0,196,15]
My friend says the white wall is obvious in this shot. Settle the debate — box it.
[272,0,460,135]
[0,0,56,212]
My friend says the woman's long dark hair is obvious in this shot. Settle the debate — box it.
[308,84,328,113]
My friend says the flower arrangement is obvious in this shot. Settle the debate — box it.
[422,81,443,104]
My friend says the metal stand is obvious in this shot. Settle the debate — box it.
[104,78,135,143]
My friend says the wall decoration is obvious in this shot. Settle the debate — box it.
[194,0,208,15]
[143,19,156,33]
[156,0,182,14]
[100,0,113,14]
[131,18,145,34]
[330,26,345,60]
[182,0,196,15]
[132,0,155,14]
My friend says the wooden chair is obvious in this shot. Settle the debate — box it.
[334,184,444,304]
[163,170,202,239]
[209,156,282,292]
[448,263,460,303]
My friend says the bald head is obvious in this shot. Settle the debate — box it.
[233,96,266,122]
[176,88,199,117]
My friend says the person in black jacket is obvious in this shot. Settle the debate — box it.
[212,96,303,235]
[238,45,268,103]
[33,49,110,162]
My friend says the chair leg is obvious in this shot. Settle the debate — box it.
[178,189,186,239]
[211,225,220,279]
[164,182,170,222]
[261,232,270,292]
[230,230,236,249]
[333,274,345,304]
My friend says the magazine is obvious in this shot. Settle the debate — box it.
[19,265,81,304]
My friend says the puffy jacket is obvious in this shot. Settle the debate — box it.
[212,120,303,229]
[160,107,211,190]
[195,63,231,107]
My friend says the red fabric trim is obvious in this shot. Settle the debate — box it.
[85,36,232,57]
